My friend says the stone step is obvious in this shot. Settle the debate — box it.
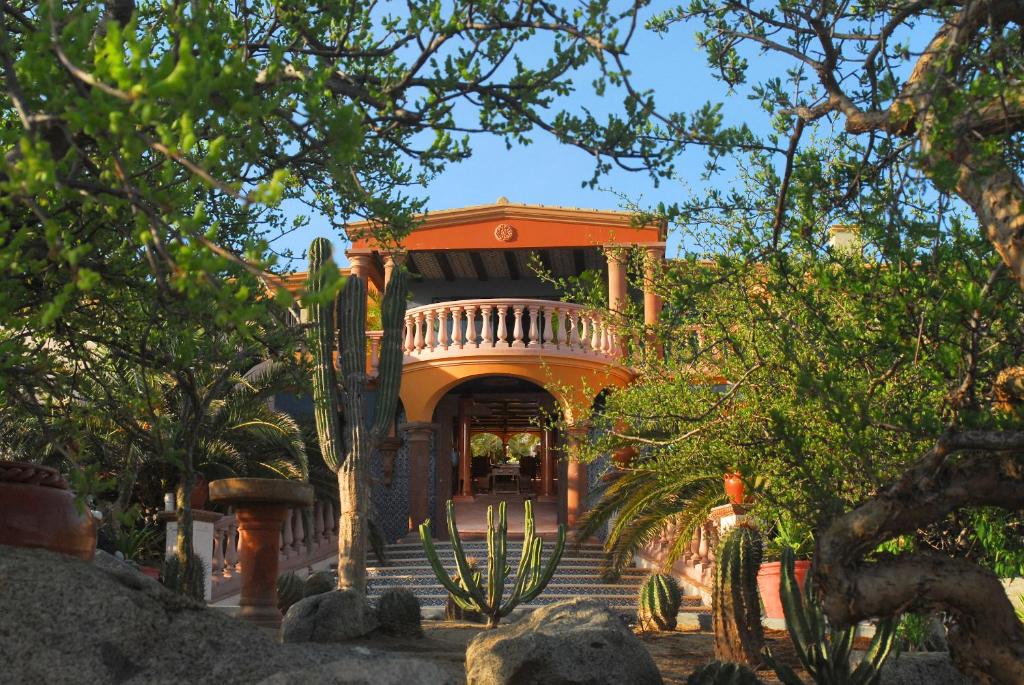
[368,579,643,594]
[366,590,708,610]
[366,567,647,579]
[384,541,606,551]
[377,551,608,562]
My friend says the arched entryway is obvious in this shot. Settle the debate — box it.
[428,375,562,538]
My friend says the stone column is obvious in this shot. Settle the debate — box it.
[606,246,628,313]
[434,400,456,539]
[565,426,589,528]
[402,422,435,533]
[348,252,374,284]
[644,245,665,357]
[455,397,474,500]
[539,428,556,502]
[383,251,407,288]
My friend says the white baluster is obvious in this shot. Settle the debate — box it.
[226,521,239,577]
[557,308,568,347]
[512,305,525,348]
[313,501,324,550]
[413,312,425,352]
[292,507,304,551]
[404,315,414,353]
[496,305,509,346]
[451,306,464,349]
[580,314,591,352]
[424,309,437,351]
[542,306,554,349]
[437,306,450,350]
[569,312,581,349]
[481,305,494,347]
[465,305,479,348]
[527,305,539,348]
[591,314,602,352]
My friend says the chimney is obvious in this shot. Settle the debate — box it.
[828,224,860,254]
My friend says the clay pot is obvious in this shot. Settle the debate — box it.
[757,560,811,619]
[0,461,96,561]
[613,446,637,468]
[723,472,745,504]
[190,473,209,510]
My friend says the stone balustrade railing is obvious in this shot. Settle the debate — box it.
[633,504,747,605]
[210,498,339,603]
[400,299,618,360]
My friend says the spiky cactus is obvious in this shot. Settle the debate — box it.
[639,573,682,631]
[303,570,334,597]
[761,548,897,685]
[686,661,763,685]
[420,499,565,629]
[277,572,304,613]
[376,587,423,637]
[306,237,408,605]
[713,525,765,666]
[445,555,485,623]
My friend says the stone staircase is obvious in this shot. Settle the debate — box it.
[366,540,710,621]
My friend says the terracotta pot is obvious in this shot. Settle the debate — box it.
[0,462,96,561]
[190,474,209,510]
[140,566,161,580]
[613,446,636,467]
[757,560,811,620]
[723,472,745,504]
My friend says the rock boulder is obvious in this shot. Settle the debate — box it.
[280,588,378,643]
[0,545,447,684]
[465,598,663,685]
[879,653,976,685]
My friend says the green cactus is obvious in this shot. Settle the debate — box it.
[277,572,304,613]
[686,661,763,685]
[639,572,683,631]
[303,570,334,597]
[376,587,423,637]
[420,499,565,629]
[161,553,205,601]
[762,548,897,685]
[713,525,765,666]
[445,556,485,623]
[306,238,408,599]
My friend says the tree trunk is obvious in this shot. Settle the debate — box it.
[335,456,368,595]
[816,435,1024,684]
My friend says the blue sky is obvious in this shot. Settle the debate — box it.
[273,6,781,269]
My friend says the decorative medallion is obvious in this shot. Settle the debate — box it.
[494,223,517,242]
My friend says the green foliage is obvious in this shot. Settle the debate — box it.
[420,499,565,629]
[763,517,814,562]
[686,661,763,685]
[376,587,423,638]
[762,549,897,685]
[639,573,683,632]
[161,554,206,602]
[109,515,160,564]
[277,572,304,613]
[713,526,764,666]
[896,613,931,653]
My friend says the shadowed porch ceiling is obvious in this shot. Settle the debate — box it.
[387,246,606,282]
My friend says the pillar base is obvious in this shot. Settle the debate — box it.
[453,494,476,502]
[239,603,285,629]
[537,495,558,503]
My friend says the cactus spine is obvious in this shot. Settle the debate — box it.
[420,499,566,629]
[713,525,765,666]
[376,587,423,637]
[762,548,897,685]
[306,238,408,600]
[685,661,763,685]
[639,573,682,631]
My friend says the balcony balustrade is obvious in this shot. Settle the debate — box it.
[395,299,618,363]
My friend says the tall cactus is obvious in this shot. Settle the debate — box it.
[713,525,765,666]
[419,499,566,629]
[306,238,408,600]
[639,572,683,631]
[762,548,897,685]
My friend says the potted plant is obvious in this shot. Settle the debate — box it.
[0,461,97,561]
[757,516,813,619]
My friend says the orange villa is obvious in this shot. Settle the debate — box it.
[274,199,666,538]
